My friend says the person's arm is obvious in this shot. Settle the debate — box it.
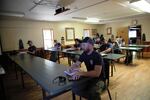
[27,50,36,55]
[70,61,82,69]
[79,65,102,77]
[72,65,102,80]
[101,43,112,53]
[101,48,112,53]
[27,46,36,55]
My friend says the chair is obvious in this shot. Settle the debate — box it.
[35,48,45,58]
[50,51,59,62]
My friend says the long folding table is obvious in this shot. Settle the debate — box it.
[9,54,73,100]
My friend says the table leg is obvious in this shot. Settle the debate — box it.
[14,64,18,80]
[58,52,60,64]
[110,62,113,77]
[0,76,6,100]
[42,89,48,100]
[20,70,25,88]
[68,54,72,66]
[72,92,76,100]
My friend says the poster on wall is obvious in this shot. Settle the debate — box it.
[91,29,97,35]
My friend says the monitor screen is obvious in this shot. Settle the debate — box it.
[129,30,137,38]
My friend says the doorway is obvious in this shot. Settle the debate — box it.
[128,25,141,44]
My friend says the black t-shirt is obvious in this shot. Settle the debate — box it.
[99,43,112,52]
[74,44,80,48]
[28,45,36,53]
[79,51,103,79]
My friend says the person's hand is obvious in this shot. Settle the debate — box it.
[72,72,82,80]
[68,67,75,73]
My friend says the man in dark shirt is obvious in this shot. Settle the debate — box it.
[27,40,36,55]
[50,40,61,62]
[99,39,112,54]
[73,38,81,49]
[70,37,103,100]
[99,39,113,84]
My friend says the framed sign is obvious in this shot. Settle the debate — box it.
[65,28,75,41]
[107,27,112,35]
[91,29,97,35]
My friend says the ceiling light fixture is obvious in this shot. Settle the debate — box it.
[84,18,100,23]
[130,0,150,13]
[0,11,25,17]
[130,8,142,12]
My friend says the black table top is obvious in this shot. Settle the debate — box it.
[119,47,142,51]
[124,44,150,48]
[102,53,125,60]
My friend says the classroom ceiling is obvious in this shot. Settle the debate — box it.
[0,0,149,24]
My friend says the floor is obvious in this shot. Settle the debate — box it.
[1,53,150,100]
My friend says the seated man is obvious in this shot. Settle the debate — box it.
[54,40,61,49]
[27,40,36,55]
[70,37,103,100]
[113,42,121,54]
[50,40,61,62]
[99,39,113,83]
[99,39,113,54]
[73,38,82,50]
[71,38,82,62]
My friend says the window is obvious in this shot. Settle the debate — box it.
[43,29,54,50]
[83,29,90,38]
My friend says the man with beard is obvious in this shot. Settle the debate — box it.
[69,37,103,100]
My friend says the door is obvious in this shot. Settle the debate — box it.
[117,27,129,44]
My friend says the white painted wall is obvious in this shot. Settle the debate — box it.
[0,19,99,51]
[98,15,150,41]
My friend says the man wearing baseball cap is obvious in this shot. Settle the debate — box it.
[27,40,36,55]
[70,37,104,100]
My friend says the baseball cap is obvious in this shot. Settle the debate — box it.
[27,40,32,44]
[82,37,94,45]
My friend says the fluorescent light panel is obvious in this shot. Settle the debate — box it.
[130,0,150,13]
[0,11,25,17]
[85,18,99,23]
[130,8,142,12]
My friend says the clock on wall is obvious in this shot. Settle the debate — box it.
[132,19,138,25]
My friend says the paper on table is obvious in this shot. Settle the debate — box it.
[100,53,107,56]
[64,69,80,76]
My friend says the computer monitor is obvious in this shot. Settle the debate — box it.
[129,30,137,38]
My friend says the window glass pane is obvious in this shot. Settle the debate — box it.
[43,30,51,39]
[83,29,90,38]
[43,29,54,50]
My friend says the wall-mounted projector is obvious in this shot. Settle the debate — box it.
[54,7,70,15]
